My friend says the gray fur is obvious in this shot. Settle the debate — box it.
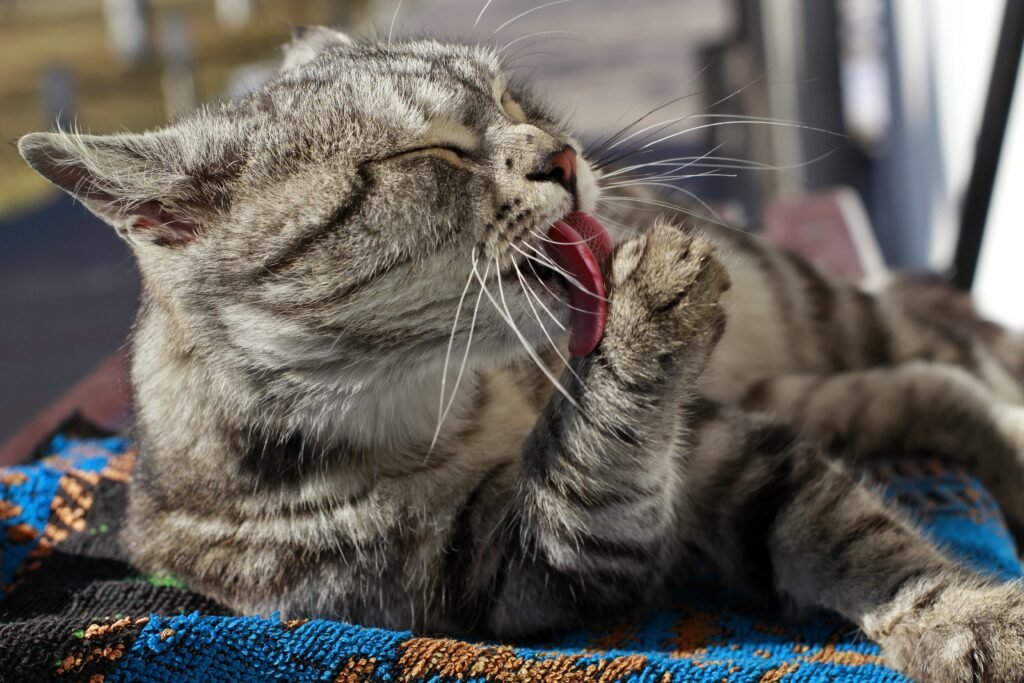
[19,31,1024,682]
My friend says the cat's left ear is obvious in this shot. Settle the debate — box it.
[18,130,229,247]
[281,25,353,71]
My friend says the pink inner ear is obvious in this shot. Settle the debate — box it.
[130,202,199,246]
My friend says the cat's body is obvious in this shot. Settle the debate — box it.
[19,29,1024,682]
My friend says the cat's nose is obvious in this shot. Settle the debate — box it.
[530,146,577,196]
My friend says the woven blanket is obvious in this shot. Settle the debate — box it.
[0,435,1020,682]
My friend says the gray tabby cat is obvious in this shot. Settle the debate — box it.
[18,27,1024,682]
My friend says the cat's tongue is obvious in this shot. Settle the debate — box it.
[544,212,612,357]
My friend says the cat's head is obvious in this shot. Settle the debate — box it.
[19,28,601,387]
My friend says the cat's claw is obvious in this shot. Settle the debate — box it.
[878,580,1024,682]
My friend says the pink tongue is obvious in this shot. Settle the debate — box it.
[544,212,611,357]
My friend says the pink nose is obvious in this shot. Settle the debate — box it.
[537,146,577,193]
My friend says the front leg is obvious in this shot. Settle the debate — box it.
[683,403,1024,682]
[486,221,731,635]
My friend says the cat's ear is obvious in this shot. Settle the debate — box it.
[18,130,222,247]
[281,25,352,71]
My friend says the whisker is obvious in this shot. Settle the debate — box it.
[529,227,602,247]
[515,255,597,312]
[598,143,726,180]
[443,262,491,425]
[501,30,587,53]
[605,112,697,152]
[387,0,405,50]
[523,257,593,313]
[620,182,728,223]
[516,264,566,330]
[591,147,659,175]
[604,172,737,189]
[590,74,769,170]
[474,0,495,28]
[430,256,479,453]
[505,64,542,76]
[649,158,823,174]
[482,255,578,407]
[592,113,723,171]
[492,0,572,35]
[502,34,586,63]
[512,260,581,382]
[586,62,717,157]
[592,115,837,174]
[602,158,767,179]
[500,50,568,64]
[640,117,844,151]
[586,102,641,158]
[597,194,739,234]
[587,89,708,158]
[694,112,837,127]
[590,210,639,236]
[513,242,609,302]
[600,156,723,179]
[602,149,835,191]
[598,194,717,222]
[596,148,836,192]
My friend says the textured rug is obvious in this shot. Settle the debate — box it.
[0,435,1020,682]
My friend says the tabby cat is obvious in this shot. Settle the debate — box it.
[18,27,1024,682]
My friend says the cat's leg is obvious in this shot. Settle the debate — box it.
[740,363,1024,523]
[700,223,1024,404]
[887,272,1024,385]
[597,186,1024,401]
[682,404,1024,683]
[483,220,732,634]
[484,220,1024,681]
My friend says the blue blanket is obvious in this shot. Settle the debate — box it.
[0,435,1019,682]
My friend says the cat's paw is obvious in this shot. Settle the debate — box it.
[602,221,730,380]
[880,581,1024,682]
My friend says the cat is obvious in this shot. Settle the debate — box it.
[18,26,1024,682]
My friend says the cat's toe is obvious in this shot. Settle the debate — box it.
[881,583,1024,682]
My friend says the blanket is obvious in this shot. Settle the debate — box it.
[1,434,1020,682]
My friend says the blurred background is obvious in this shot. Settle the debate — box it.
[1,0,1021,442]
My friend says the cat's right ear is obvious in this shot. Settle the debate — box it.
[18,131,218,248]
[281,25,352,71]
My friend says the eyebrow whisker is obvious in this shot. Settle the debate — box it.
[501,30,588,53]
[475,0,495,28]
[492,0,573,36]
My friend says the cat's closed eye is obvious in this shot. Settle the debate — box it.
[394,119,482,165]
[388,145,472,165]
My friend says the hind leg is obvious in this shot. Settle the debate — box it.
[681,402,1024,683]
[741,361,1024,525]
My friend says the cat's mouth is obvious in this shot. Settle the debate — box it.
[541,212,611,357]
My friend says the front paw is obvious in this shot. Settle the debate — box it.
[603,221,730,379]
[880,581,1024,682]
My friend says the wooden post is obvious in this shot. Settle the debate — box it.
[158,11,197,119]
[103,0,153,67]
[41,64,76,129]
[215,0,252,30]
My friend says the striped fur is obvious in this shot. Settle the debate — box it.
[18,30,1024,682]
